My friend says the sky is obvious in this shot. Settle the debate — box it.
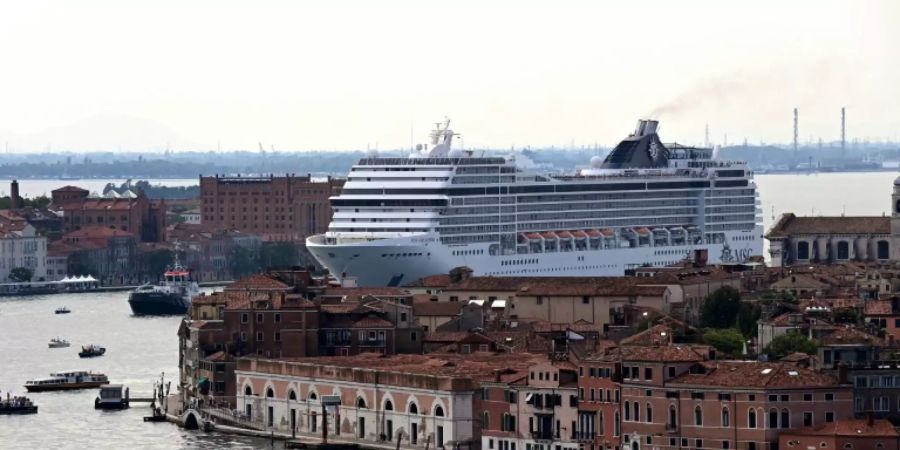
[0,0,898,152]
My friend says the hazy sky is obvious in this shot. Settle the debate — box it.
[0,0,898,152]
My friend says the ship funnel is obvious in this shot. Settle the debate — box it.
[634,119,659,137]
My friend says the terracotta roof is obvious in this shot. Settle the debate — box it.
[320,302,364,314]
[865,300,896,316]
[352,316,393,328]
[445,276,668,297]
[251,351,547,383]
[226,274,291,291]
[203,351,234,362]
[669,361,841,389]
[529,319,599,333]
[620,324,675,346]
[47,240,80,256]
[619,345,708,363]
[780,352,813,363]
[783,419,898,437]
[52,185,89,193]
[767,213,890,238]
[404,274,452,288]
[818,326,885,347]
[770,274,829,290]
[64,198,139,211]
[425,331,471,343]
[323,287,411,297]
[413,301,463,317]
[63,226,134,241]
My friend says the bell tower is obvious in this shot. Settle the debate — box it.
[891,177,900,256]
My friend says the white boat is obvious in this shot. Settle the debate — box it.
[24,370,109,392]
[48,338,70,348]
[308,119,764,286]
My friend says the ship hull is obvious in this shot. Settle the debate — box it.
[308,227,763,287]
[0,406,38,415]
[128,292,189,316]
[25,381,109,392]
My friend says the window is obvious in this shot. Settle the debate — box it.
[536,296,544,305]
[780,394,790,402]
[274,313,281,323]
[667,366,675,378]
[694,406,703,426]
[825,393,834,401]
[582,296,590,304]
[723,441,731,449]
[256,313,263,323]
[668,405,677,429]
[721,407,730,427]
[408,402,418,415]
[826,412,834,423]
[781,408,789,428]
[241,313,249,323]
[274,332,281,342]
[240,332,247,342]
[768,394,778,402]
[644,367,653,380]
[256,332,264,342]
[803,412,813,427]
[748,409,757,429]
[768,408,778,429]
[803,393,812,401]
[748,394,756,401]
[646,403,653,423]
[400,312,408,322]
[855,397,864,412]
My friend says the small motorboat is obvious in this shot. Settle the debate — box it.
[78,345,106,358]
[143,406,167,422]
[48,338,71,348]
[94,385,129,410]
[0,393,38,415]
[55,307,71,314]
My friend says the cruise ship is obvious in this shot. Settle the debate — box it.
[307,119,763,286]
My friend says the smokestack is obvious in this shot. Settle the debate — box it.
[841,107,846,158]
[634,120,659,137]
[793,108,799,155]
[10,179,20,210]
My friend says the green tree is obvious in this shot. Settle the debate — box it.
[144,249,174,277]
[260,242,298,269]
[229,245,260,278]
[8,267,33,282]
[764,333,818,359]
[737,302,762,337]
[700,286,741,329]
[702,328,745,356]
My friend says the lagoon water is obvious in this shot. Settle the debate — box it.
[0,171,897,448]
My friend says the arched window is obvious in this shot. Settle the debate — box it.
[614,412,620,437]
[266,387,274,398]
[384,400,394,411]
[357,397,367,409]
[409,402,419,415]
[781,408,789,428]
[878,241,890,260]
[625,402,631,421]
[694,406,703,426]
[633,402,640,422]
[309,392,317,401]
[646,403,653,423]
[837,241,850,260]
[797,241,810,260]
[482,411,489,428]
[722,407,730,427]
[244,385,253,396]
[288,390,297,401]
[435,405,445,417]
[748,408,757,429]
[768,408,778,429]
[668,405,677,429]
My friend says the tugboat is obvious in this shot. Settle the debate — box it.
[128,262,199,316]
[55,307,71,314]
[25,371,109,392]
[94,385,129,410]
[0,392,38,415]
[48,338,71,348]
[78,344,106,358]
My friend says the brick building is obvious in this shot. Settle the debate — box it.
[199,174,343,242]
[51,186,166,242]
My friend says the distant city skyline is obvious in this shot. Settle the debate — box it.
[1,0,898,152]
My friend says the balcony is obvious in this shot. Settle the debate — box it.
[530,431,554,442]
[573,432,596,442]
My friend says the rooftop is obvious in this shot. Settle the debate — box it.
[669,361,842,389]
[413,301,464,317]
[783,419,898,438]
[226,274,291,292]
[767,213,890,238]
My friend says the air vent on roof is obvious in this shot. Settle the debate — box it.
[761,368,773,374]
[788,370,799,376]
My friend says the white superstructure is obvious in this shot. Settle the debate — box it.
[308,119,763,286]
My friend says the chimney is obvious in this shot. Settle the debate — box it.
[10,179,20,210]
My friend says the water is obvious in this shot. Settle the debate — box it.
[0,291,282,449]
[0,179,198,198]
[0,171,897,447]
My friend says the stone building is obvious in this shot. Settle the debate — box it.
[766,177,900,267]
[0,219,47,281]
[199,174,343,242]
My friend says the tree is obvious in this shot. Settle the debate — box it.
[8,267,33,282]
[702,328,745,356]
[737,302,762,337]
[764,333,818,359]
[700,286,742,329]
